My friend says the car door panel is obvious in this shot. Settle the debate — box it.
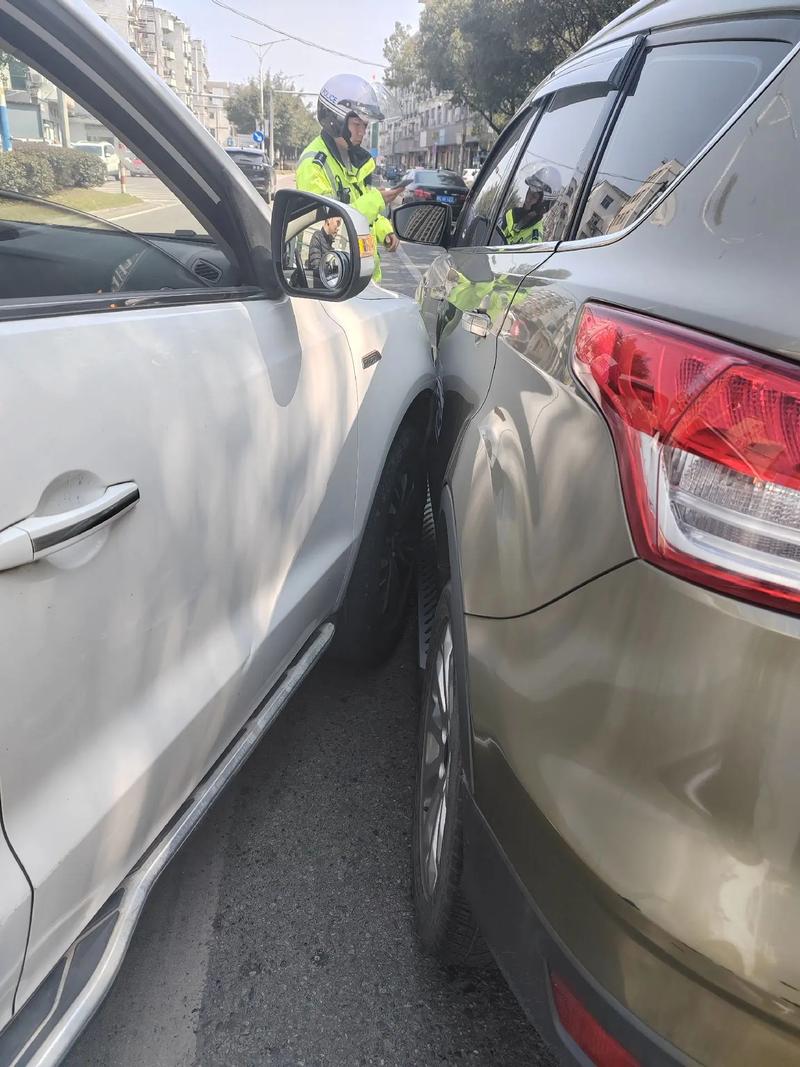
[424,246,556,510]
[0,296,356,1008]
[0,830,30,1026]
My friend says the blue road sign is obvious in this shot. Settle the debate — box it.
[252,130,265,145]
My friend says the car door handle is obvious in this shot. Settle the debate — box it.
[461,311,492,339]
[0,481,140,572]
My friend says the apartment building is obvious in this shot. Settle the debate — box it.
[381,85,493,173]
[205,81,238,145]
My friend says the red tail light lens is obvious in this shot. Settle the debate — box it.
[573,304,800,614]
[551,974,640,1067]
[415,189,435,200]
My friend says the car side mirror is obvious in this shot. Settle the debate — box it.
[270,189,376,301]
[392,203,452,248]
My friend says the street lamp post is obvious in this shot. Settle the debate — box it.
[232,35,284,158]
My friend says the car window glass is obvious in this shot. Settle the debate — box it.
[0,51,235,304]
[495,83,610,247]
[455,108,538,247]
[576,40,789,239]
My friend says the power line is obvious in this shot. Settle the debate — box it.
[210,0,389,68]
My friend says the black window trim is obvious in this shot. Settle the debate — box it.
[0,286,264,324]
[560,23,800,249]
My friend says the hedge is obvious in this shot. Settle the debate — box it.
[0,142,107,197]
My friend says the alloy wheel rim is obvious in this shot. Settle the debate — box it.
[419,621,454,899]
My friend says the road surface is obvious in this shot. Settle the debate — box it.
[65,631,553,1067]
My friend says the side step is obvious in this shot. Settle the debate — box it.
[0,623,335,1067]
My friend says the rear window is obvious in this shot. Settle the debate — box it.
[416,170,467,188]
[576,39,789,238]
[227,151,264,165]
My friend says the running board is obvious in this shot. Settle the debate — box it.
[0,623,335,1067]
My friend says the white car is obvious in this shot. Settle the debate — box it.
[0,4,434,1065]
[71,139,120,179]
[462,166,481,188]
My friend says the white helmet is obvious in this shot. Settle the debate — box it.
[318,74,384,142]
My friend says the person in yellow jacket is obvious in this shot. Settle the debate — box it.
[500,165,561,245]
[296,74,405,283]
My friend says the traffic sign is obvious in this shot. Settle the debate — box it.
[252,130,265,145]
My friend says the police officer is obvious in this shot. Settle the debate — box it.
[296,74,404,282]
[500,166,561,245]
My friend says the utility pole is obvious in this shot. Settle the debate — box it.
[56,86,71,149]
[0,60,11,152]
[232,35,284,157]
[268,81,275,167]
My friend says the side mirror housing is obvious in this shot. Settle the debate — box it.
[270,189,376,301]
[392,202,452,248]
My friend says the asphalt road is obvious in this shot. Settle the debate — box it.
[65,199,553,1067]
[66,632,553,1067]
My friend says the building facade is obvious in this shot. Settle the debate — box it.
[205,82,238,146]
[381,85,494,173]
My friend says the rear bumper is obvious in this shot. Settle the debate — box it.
[462,787,692,1066]
[464,560,800,1066]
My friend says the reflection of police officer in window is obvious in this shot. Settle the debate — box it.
[500,165,561,245]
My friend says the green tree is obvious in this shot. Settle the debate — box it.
[226,74,317,157]
[385,0,629,132]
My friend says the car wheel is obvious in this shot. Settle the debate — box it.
[412,583,490,966]
[334,421,426,667]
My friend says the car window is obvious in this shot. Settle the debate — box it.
[455,108,539,248]
[0,51,234,305]
[576,39,789,239]
[415,170,467,188]
[494,83,610,247]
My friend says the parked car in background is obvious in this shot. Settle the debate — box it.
[462,166,480,188]
[0,3,435,1065]
[122,154,150,177]
[394,2,800,1065]
[399,168,469,220]
[71,140,119,179]
[224,146,276,202]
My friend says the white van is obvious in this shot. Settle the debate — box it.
[71,140,120,179]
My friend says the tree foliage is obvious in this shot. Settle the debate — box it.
[385,0,630,131]
[227,74,317,155]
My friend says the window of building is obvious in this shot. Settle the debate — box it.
[575,39,789,239]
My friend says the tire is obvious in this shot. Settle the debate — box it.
[334,420,426,668]
[412,583,490,966]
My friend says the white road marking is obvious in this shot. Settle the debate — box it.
[395,243,423,284]
[105,203,182,222]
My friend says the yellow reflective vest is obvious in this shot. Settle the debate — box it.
[296,133,393,281]
[500,208,543,245]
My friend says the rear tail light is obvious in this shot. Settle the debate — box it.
[551,974,639,1067]
[573,303,800,614]
[415,189,435,200]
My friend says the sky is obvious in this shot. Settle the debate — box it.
[163,0,422,94]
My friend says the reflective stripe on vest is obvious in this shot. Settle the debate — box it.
[298,149,340,198]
